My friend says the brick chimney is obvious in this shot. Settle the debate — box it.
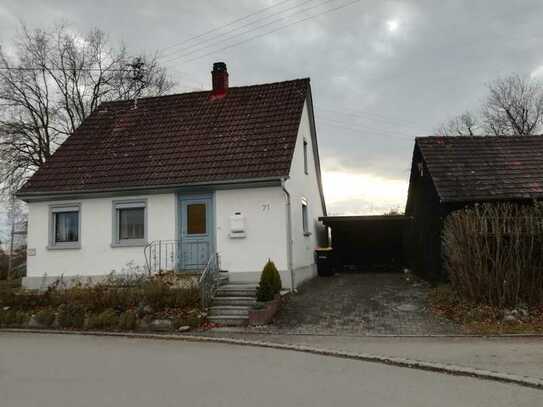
[210,62,228,100]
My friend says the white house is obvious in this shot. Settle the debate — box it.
[17,63,327,290]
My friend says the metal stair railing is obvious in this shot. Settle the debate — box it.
[199,253,221,309]
[144,240,181,275]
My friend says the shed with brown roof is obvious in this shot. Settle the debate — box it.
[405,136,543,279]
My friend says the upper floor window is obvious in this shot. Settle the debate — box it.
[112,200,147,246]
[49,204,81,249]
[303,138,309,175]
[302,200,310,236]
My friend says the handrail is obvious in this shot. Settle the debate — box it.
[144,241,220,308]
[199,253,220,309]
[144,241,155,275]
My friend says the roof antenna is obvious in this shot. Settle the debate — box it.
[128,57,145,109]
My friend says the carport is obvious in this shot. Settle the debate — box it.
[319,215,411,272]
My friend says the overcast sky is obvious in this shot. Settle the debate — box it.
[1,0,543,224]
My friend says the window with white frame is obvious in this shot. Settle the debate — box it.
[112,200,147,246]
[303,138,309,175]
[302,200,310,236]
[49,204,81,249]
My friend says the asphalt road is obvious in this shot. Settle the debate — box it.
[0,333,541,407]
[199,331,543,379]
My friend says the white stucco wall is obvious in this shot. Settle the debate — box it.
[285,100,327,286]
[214,186,289,285]
[25,193,176,284]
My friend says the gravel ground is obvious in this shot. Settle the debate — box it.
[247,272,460,335]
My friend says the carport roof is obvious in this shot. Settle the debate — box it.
[319,215,410,226]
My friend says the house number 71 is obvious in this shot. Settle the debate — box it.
[261,203,271,211]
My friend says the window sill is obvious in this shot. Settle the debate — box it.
[303,232,312,237]
[47,243,81,250]
[111,240,148,248]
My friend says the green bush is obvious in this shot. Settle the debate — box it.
[118,310,138,331]
[0,273,201,331]
[256,260,282,302]
[34,309,56,327]
[86,309,119,330]
[57,304,85,328]
[0,309,29,327]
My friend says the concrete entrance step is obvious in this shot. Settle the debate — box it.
[207,315,248,326]
[215,287,257,297]
[216,274,229,285]
[221,282,258,289]
[208,306,250,317]
[212,296,256,306]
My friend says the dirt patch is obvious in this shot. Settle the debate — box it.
[429,285,543,335]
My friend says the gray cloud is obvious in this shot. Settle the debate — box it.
[1,0,543,216]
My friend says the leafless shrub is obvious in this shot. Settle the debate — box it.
[443,203,543,307]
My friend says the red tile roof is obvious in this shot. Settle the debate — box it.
[18,78,310,195]
[416,136,543,202]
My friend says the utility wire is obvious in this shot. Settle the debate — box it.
[318,108,426,132]
[159,0,298,54]
[318,117,421,139]
[161,0,339,63]
[319,107,424,129]
[167,0,361,65]
[320,116,421,135]
[0,66,135,72]
[160,0,321,59]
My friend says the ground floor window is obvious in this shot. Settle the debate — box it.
[49,204,81,249]
[113,200,147,246]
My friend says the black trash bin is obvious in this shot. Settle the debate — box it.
[315,247,334,276]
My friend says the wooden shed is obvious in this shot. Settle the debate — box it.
[405,136,543,280]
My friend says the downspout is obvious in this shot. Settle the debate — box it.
[281,179,295,291]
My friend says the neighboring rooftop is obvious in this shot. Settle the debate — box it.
[18,73,310,196]
[416,136,543,202]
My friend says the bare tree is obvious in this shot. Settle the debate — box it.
[5,193,26,279]
[435,111,480,137]
[482,74,543,136]
[435,74,543,137]
[0,23,175,191]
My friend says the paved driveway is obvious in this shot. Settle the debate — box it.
[269,272,460,335]
[1,333,540,407]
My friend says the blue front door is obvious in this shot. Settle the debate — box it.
[180,195,213,270]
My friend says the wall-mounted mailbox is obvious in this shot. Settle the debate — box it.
[229,212,246,238]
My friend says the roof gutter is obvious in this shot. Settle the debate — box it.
[281,178,295,291]
[17,177,284,202]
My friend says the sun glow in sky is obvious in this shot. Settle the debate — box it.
[322,170,408,215]
[386,19,400,32]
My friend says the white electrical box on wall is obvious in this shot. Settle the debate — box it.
[229,212,246,238]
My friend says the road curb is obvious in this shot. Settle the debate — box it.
[1,328,542,390]
[202,328,543,338]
